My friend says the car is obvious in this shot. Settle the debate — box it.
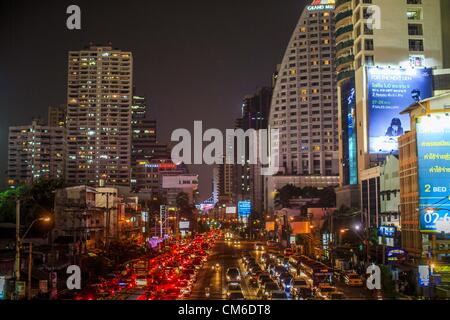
[279,274,293,291]
[257,274,272,287]
[135,275,148,288]
[243,258,256,269]
[228,292,245,300]
[267,264,276,275]
[315,285,337,300]
[266,240,278,248]
[211,263,221,272]
[268,290,289,300]
[272,266,287,278]
[262,282,280,297]
[226,283,242,297]
[344,273,364,287]
[255,242,266,251]
[329,291,346,300]
[249,264,262,275]
[296,287,314,300]
[283,248,294,256]
[248,278,259,289]
[289,278,310,296]
[226,267,241,283]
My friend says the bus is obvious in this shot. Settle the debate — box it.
[298,259,333,286]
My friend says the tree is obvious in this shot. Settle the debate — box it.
[0,178,65,234]
[176,192,194,219]
[274,184,301,209]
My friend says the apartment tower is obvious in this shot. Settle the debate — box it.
[66,45,133,186]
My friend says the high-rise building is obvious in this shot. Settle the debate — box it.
[66,45,133,186]
[215,160,234,205]
[7,120,65,186]
[131,94,169,162]
[336,0,447,209]
[130,94,171,193]
[48,105,67,128]
[269,0,339,177]
[234,87,272,214]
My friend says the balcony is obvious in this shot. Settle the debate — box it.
[335,0,351,8]
[335,25,353,38]
[336,39,354,53]
[335,54,355,68]
[337,69,355,82]
[335,10,353,24]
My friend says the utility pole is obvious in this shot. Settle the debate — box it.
[27,243,32,300]
[15,200,21,282]
[104,192,110,252]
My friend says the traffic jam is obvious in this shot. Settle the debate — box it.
[73,230,222,300]
[233,239,366,300]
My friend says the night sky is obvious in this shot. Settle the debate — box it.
[0,0,309,199]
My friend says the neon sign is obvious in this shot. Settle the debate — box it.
[307,0,335,11]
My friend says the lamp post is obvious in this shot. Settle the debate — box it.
[14,215,51,300]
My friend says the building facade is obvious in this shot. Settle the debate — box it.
[336,0,447,210]
[130,94,170,192]
[399,94,450,295]
[269,0,339,176]
[234,87,272,215]
[7,120,65,186]
[48,105,67,128]
[66,45,133,186]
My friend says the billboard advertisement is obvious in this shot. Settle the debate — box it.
[238,201,251,218]
[341,77,358,185]
[226,206,237,214]
[367,66,433,154]
[179,221,190,230]
[0,276,5,300]
[290,221,311,235]
[416,113,450,233]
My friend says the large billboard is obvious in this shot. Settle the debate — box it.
[367,67,433,154]
[341,77,358,185]
[417,113,450,233]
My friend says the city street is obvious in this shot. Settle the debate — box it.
[189,238,368,300]
[189,240,256,300]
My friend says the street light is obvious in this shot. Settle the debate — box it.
[15,216,51,300]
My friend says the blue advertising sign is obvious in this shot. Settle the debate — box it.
[417,113,450,233]
[238,201,251,217]
[341,78,358,185]
[386,248,407,263]
[367,66,433,154]
[0,276,5,300]
[418,265,431,287]
[379,226,396,238]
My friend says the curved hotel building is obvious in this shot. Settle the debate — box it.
[269,0,339,177]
